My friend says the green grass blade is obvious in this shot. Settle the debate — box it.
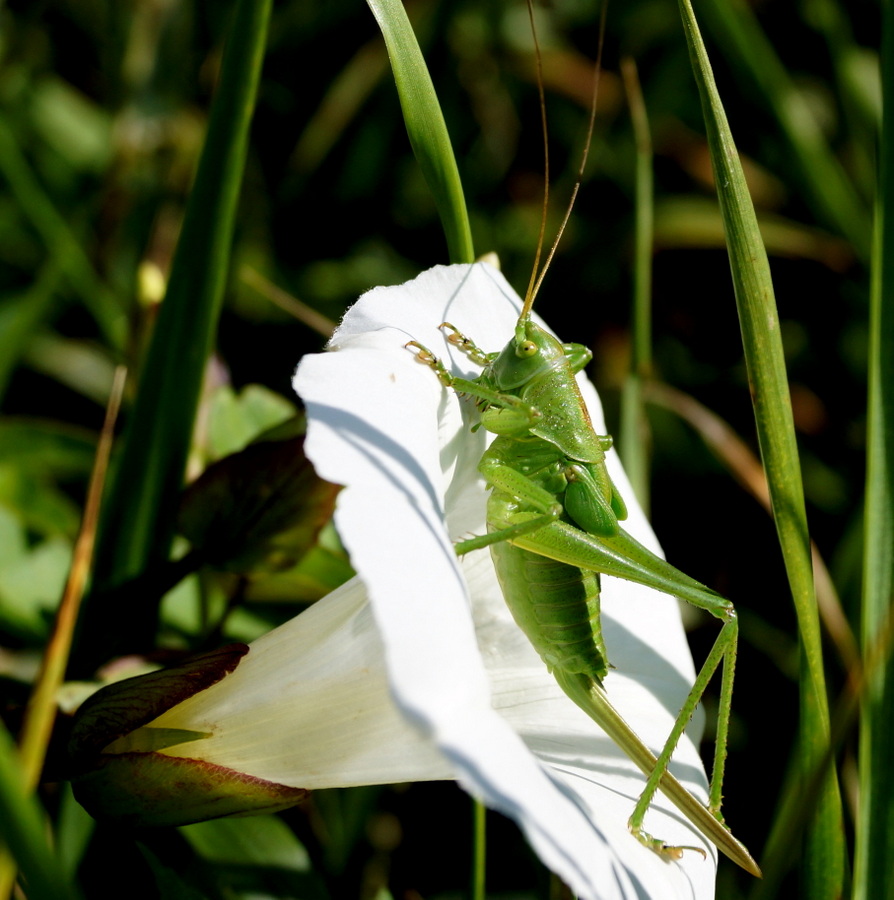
[676,1,847,894]
[79,0,272,667]
[0,120,125,348]
[618,58,653,514]
[0,262,61,402]
[854,6,894,897]
[365,0,474,264]
[0,723,80,900]
[697,0,871,259]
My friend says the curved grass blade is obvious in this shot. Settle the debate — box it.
[676,1,846,894]
[854,6,894,896]
[365,0,474,264]
[78,0,273,669]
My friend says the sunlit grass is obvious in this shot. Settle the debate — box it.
[0,0,884,897]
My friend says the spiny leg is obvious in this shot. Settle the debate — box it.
[439,322,494,366]
[454,456,564,556]
[494,517,751,865]
[405,340,455,387]
[406,341,542,434]
[628,609,738,856]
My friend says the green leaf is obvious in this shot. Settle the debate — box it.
[0,467,81,541]
[205,384,297,461]
[80,0,273,669]
[618,59,654,514]
[366,0,474,264]
[0,533,71,641]
[244,543,355,605]
[676,0,846,893]
[0,722,81,900]
[180,816,329,899]
[55,783,95,881]
[177,432,340,576]
[22,333,118,406]
[854,6,894,897]
[28,77,114,173]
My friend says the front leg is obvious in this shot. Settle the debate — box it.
[406,340,542,437]
[454,454,564,555]
[439,322,496,367]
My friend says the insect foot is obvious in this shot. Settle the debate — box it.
[405,340,454,387]
[630,820,707,865]
[439,322,490,366]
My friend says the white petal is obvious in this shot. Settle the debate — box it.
[293,263,716,900]
[153,576,451,786]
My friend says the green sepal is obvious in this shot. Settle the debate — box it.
[72,752,308,828]
[67,643,308,826]
[68,644,249,766]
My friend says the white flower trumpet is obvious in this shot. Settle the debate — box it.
[72,263,717,900]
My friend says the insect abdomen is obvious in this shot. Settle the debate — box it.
[490,538,609,683]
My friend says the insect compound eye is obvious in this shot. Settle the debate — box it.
[515,340,537,358]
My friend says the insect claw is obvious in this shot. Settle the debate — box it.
[439,322,490,366]
[630,823,707,864]
[405,341,434,363]
[439,322,465,344]
[405,340,455,387]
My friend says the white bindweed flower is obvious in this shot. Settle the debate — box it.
[291,262,717,899]
[72,263,717,900]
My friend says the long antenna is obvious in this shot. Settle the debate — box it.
[522,0,550,313]
[518,0,609,325]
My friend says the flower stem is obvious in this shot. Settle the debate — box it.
[472,798,486,900]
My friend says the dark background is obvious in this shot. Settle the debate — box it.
[0,0,875,897]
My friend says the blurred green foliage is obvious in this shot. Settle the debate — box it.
[0,0,881,897]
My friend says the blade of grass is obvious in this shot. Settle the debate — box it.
[676,1,847,895]
[0,368,125,899]
[854,4,894,896]
[697,0,871,259]
[0,120,125,348]
[0,722,80,900]
[365,0,474,264]
[77,0,272,670]
[618,57,653,514]
[0,260,62,402]
[17,368,126,785]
